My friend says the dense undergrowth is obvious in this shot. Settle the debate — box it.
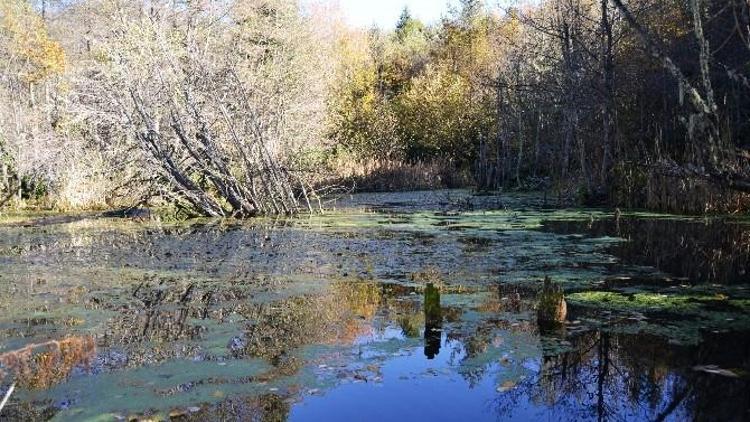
[0,0,749,216]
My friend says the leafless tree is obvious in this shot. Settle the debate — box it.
[76,0,328,216]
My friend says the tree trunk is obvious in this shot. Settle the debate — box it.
[692,0,722,167]
[600,0,616,189]
[533,111,542,178]
[516,106,524,186]
[610,0,722,168]
[495,81,505,188]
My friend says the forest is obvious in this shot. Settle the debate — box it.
[1,0,749,217]
[1,1,750,421]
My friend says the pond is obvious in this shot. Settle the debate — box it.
[0,190,748,421]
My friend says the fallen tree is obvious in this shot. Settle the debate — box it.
[647,158,750,194]
[79,0,326,217]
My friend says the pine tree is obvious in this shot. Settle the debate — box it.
[396,6,411,33]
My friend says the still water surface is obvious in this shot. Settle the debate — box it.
[0,191,748,421]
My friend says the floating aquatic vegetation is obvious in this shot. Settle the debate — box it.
[568,291,750,314]
[0,191,748,420]
[567,290,750,345]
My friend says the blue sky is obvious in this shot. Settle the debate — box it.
[317,0,465,29]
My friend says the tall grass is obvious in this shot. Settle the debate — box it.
[323,156,474,193]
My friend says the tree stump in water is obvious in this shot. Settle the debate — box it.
[537,277,567,325]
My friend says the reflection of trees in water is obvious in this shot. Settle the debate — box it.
[0,218,330,288]
[82,274,750,421]
[178,393,290,422]
[375,281,538,386]
[449,285,538,388]
[100,281,239,367]
[543,217,750,284]
[234,281,382,362]
[444,315,536,389]
[424,284,442,359]
[493,330,750,421]
[9,227,746,422]
[98,280,383,369]
[0,336,96,389]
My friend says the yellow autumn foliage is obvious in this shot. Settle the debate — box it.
[0,0,66,83]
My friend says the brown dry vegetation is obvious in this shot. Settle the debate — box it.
[0,336,96,389]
